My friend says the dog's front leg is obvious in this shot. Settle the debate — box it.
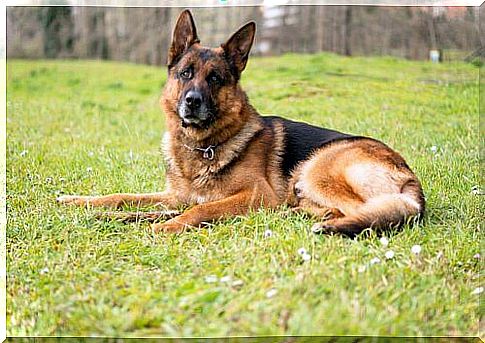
[57,191,180,209]
[152,186,278,234]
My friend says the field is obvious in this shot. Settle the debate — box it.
[6,54,481,336]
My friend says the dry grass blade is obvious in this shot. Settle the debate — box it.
[94,210,180,223]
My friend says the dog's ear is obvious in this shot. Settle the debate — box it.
[222,22,256,76]
[167,10,199,68]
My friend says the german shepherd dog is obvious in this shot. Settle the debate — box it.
[58,10,425,237]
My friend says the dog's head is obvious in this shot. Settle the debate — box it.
[161,10,255,132]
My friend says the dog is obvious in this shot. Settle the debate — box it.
[57,10,425,237]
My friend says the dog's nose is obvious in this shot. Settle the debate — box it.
[185,91,202,109]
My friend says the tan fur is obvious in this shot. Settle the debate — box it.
[57,10,424,236]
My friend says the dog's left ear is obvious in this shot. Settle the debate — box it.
[222,22,256,76]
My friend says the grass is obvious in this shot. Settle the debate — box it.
[6,54,482,337]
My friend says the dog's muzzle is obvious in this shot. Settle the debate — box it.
[178,90,213,127]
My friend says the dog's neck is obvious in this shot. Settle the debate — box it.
[162,113,263,178]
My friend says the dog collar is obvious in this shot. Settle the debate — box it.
[183,144,217,161]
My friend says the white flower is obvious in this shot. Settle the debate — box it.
[471,186,481,195]
[266,288,278,298]
[19,150,28,157]
[379,236,389,247]
[436,251,444,259]
[263,229,273,238]
[86,167,93,173]
[204,275,218,283]
[471,287,483,295]
[473,253,481,259]
[301,253,311,262]
[220,276,231,283]
[45,177,53,183]
[40,267,49,275]
[357,265,366,273]
[385,250,395,260]
[430,145,438,153]
[311,224,323,233]
[88,151,94,157]
[370,257,381,265]
[297,247,307,256]
[232,280,244,288]
[411,245,422,255]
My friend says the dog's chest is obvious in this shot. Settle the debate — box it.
[170,160,230,204]
[162,132,231,193]
[184,162,222,188]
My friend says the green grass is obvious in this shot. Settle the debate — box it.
[6,54,482,337]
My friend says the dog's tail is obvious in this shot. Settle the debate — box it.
[314,180,425,237]
[94,210,180,223]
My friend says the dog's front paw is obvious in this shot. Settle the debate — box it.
[56,195,94,206]
[150,220,187,234]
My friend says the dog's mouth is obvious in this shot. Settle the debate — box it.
[181,114,202,125]
[181,115,206,128]
[178,103,216,129]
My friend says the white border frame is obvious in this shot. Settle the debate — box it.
[1,1,482,341]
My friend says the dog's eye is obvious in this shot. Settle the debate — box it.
[208,74,220,84]
[180,70,192,79]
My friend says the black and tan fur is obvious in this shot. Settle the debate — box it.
[58,10,425,237]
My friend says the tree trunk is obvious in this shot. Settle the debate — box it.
[343,6,352,56]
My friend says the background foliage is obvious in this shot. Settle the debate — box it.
[7,6,483,64]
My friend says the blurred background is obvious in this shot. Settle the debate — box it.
[6,5,483,65]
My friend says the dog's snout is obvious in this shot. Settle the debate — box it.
[178,88,212,126]
[185,91,202,109]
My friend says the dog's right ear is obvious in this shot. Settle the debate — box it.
[167,10,199,68]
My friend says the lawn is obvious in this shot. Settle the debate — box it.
[6,54,482,337]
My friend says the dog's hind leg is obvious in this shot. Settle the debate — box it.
[292,140,424,238]
[291,164,365,224]
[57,191,179,209]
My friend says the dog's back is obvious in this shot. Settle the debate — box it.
[261,116,353,177]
